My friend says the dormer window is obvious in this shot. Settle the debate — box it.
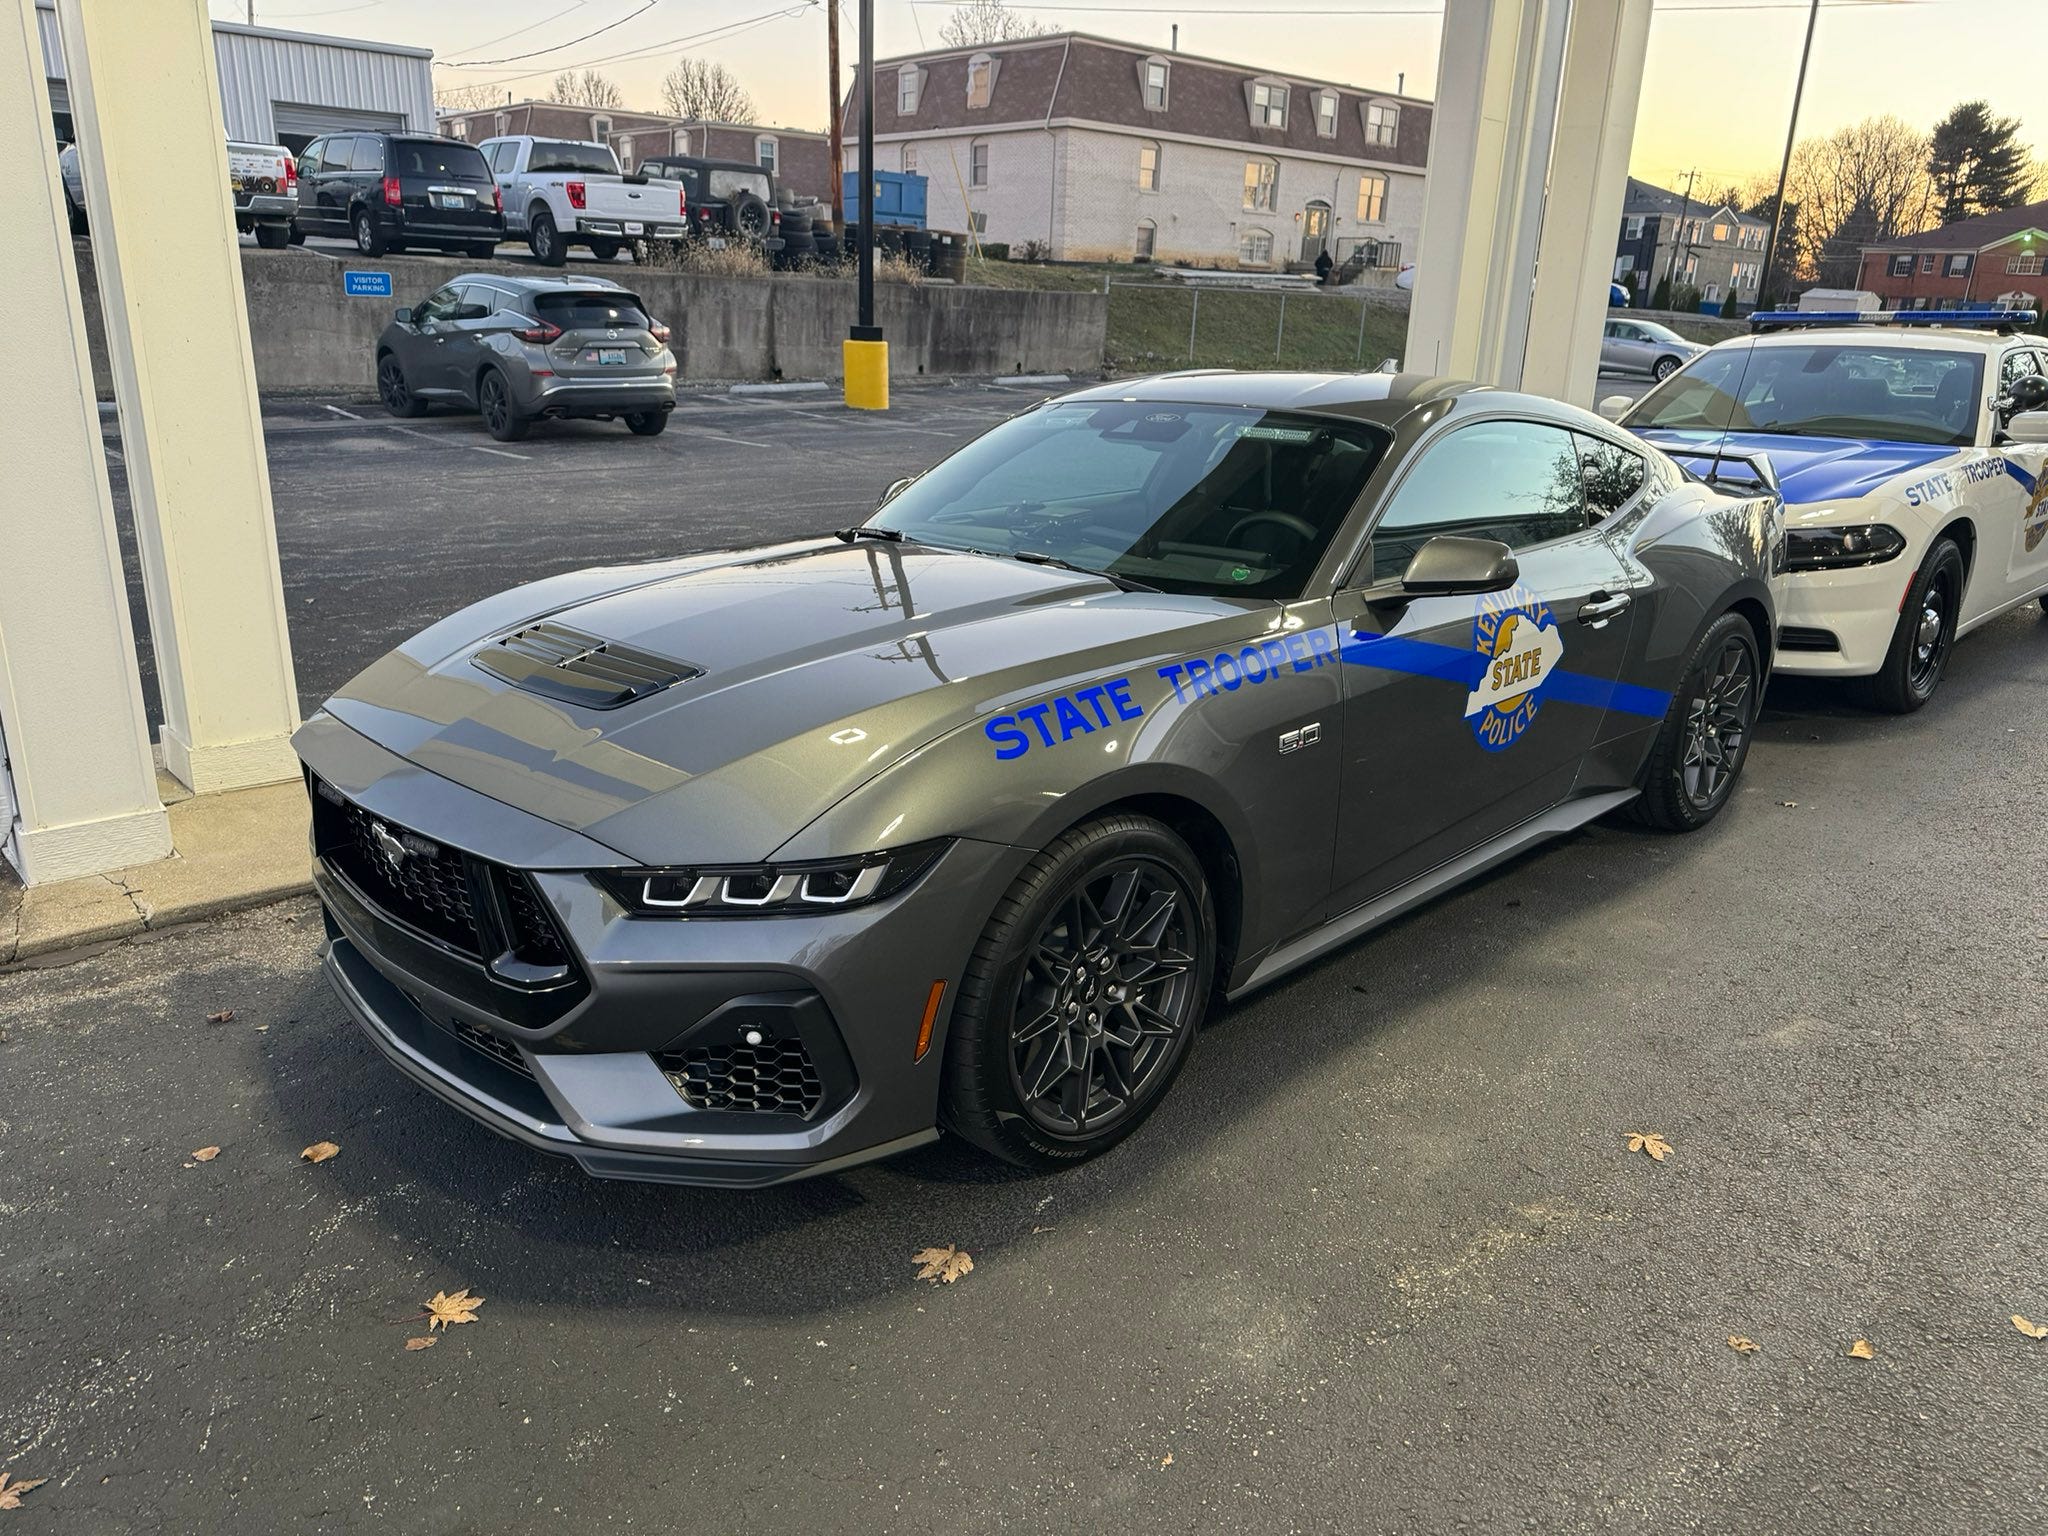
[592,113,612,141]
[673,128,691,155]
[450,119,467,139]
[1315,89,1339,138]
[1364,101,1398,147]
[967,53,997,109]
[495,111,510,137]
[898,65,923,114]
[1141,56,1169,111]
[1249,81,1288,130]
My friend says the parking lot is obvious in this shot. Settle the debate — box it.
[3,377,2043,1532]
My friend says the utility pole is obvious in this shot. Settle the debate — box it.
[827,0,844,225]
[1757,0,1819,311]
[1662,167,1698,296]
[842,0,886,409]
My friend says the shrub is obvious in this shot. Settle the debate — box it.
[980,241,1010,261]
[1650,274,1673,311]
[646,240,770,278]
[1019,239,1050,263]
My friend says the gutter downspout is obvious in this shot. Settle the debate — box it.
[1044,36,1070,257]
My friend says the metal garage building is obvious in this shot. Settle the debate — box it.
[35,2,433,151]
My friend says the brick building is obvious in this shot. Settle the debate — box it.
[839,33,1430,270]
[438,100,834,200]
[1856,199,2048,313]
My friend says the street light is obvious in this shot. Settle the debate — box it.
[842,0,887,409]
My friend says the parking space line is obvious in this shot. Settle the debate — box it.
[323,404,366,421]
[470,445,532,460]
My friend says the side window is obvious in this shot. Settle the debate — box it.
[336,136,366,172]
[416,285,463,322]
[1366,421,1588,582]
[354,137,385,174]
[2000,350,2041,389]
[489,141,519,174]
[1574,433,1647,520]
[299,139,325,176]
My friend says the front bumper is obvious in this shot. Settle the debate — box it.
[1773,558,1914,676]
[297,713,1026,1185]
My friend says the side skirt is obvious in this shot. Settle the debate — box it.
[1227,788,1641,999]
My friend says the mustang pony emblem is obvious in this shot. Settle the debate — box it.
[371,822,411,868]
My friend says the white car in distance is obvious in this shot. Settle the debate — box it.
[477,136,688,267]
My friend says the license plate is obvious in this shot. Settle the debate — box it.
[624,221,644,236]
[708,236,727,249]
[431,192,466,210]
[598,348,627,366]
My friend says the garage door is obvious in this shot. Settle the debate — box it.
[269,101,405,154]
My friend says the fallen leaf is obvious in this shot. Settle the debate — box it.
[1625,1131,1674,1162]
[404,1335,439,1351]
[1727,1335,1759,1354]
[911,1244,975,1284]
[2013,1315,2048,1340]
[425,1288,486,1330]
[1778,801,1799,809]
[190,1146,221,1163]
[1847,1338,1876,1359]
[0,1473,48,1510]
[206,1009,236,1024]
[301,1140,340,1164]
[1160,1453,1174,1468]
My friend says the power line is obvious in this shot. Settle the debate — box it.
[444,0,657,66]
[436,3,816,95]
[439,2,591,61]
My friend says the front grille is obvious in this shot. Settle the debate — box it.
[471,622,698,710]
[328,797,482,953]
[411,993,536,1080]
[503,871,571,967]
[1778,625,1840,653]
[660,1037,824,1118]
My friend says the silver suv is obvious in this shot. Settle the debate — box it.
[375,274,676,441]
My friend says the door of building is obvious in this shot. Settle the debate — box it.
[1301,201,1331,264]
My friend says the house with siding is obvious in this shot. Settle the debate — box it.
[839,33,1430,271]
[438,100,834,200]
[1612,178,1770,312]
[1856,199,2048,313]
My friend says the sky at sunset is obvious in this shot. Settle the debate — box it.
[211,0,2043,201]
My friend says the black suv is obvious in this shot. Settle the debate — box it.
[294,133,504,257]
[635,155,781,252]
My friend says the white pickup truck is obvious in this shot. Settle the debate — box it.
[477,136,688,266]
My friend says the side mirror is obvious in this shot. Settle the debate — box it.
[2006,410,2048,445]
[881,474,917,504]
[1597,394,1633,423]
[1401,535,1519,597]
[394,304,414,323]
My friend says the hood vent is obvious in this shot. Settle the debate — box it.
[472,622,698,710]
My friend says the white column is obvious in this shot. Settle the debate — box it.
[56,0,300,795]
[1521,0,1654,403]
[0,0,169,883]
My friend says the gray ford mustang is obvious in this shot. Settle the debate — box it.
[294,373,1783,1186]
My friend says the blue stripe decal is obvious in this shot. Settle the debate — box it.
[1340,630,1672,719]
[2005,458,2039,496]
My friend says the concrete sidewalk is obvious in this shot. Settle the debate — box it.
[0,777,308,965]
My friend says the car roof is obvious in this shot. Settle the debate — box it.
[452,273,627,294]
[1054,371,1508,428]
[1741,325,2017,353]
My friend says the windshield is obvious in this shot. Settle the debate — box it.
[526,139,618,175]
[1626,341,1984,447]
[867,401,1391,597]
[1638,321,1686,345]
[708,168,771,200]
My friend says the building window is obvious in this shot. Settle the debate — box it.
[450,119,467,140]
[495,111,510,137]
[901,144,918,175]
[898,66,921,114]
[967,53,995,108]
[1949,253,1972,277]
[1365,101,1399,147]
[1682,255,1698,284]
[617,138,634,170]
[1356,172,1385,223]
[1624,215,1644,240]
[1315,89,1339,139]
[2010,253,2045,276]
[970,139,988,188]
[1711,222,1728,242]
[1138,140,1159,191]
[1920,253,1937,274]
[1705,283,1720,302]
[756,135,778,173]
[1142,57,1169,111]
[1243,157,1278,211]
[1239,227,1274,266]
[1613,256,1635,279]
[969,211,988,234]
[1250,82,1288,130]
[673,129,691,155]
[1891,254,1913,278]
[592,114,612,140]
[1135,220,1156,260]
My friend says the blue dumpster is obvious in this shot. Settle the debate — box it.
[844,169,928,229]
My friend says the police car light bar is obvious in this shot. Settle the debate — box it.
[1750,308,2039,334]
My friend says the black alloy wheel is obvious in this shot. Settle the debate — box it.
[376,353,426,418]
[942,814,1215,1170]
[1868,537,1963,714]
[1629,611,1760,832]
[478,369,528,441]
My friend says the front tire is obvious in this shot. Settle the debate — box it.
[940,815,1215,1171]
[1866,537,1962,714]
[1629,612,1760,832]
[254,222,289,249]
[376,353,427,418]
[352,207,386,256]
[1652,355,1681,382]
[529,209,566,267]
[478,368,528,441]
[624,410,668,436]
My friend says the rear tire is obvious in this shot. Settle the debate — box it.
[467,240,498,259]
[1629,612,1761,832]
[288,222,305,246]
[376,352,428,419]
[352,206,385,256]
[588,237,621,261]
[478,368,529,441]
[1865,537,1962,714]
[624,410,668,436]
[940,814,1215,1171]
[529,210,566,267]
[254,222,289,249]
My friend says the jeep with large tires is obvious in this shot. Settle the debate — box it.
[635,155,783,256]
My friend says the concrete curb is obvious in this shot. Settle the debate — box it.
[1,781,312,968]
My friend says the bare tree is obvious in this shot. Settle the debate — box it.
[658,57,756,123]
[1785,115,1936,285]
[938,0,1052,47]
[548,69,625,109]
[434,78,506,113]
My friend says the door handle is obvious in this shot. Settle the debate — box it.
[1577,592,1631,626]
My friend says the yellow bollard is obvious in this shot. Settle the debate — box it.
[843,338,890,410]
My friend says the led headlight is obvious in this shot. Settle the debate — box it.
[598,840,950,917]
[1784,524,1906,571]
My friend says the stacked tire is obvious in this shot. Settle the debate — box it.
[810,204,840,267]
[777,204,816,269]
